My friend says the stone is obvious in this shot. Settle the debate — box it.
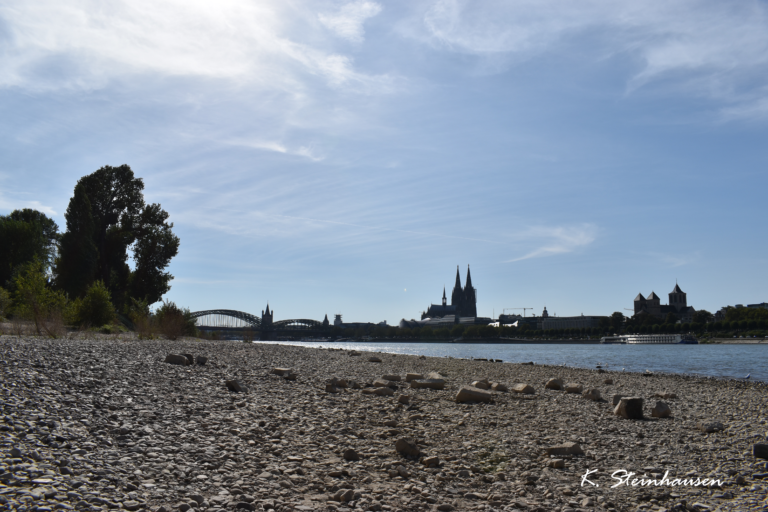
[405,373,424,382]
[564,383,583,394]
[422,455,439,467]
[397,394,410,404]
[9,447,22,458]
[549,458,565,469]
[604,378,613,384]
[381,375,401,381]
[582,388,601,401]
[427,371,444,379]
[177,503,191,512]
[614,397,644,419]
[373,378,394,388]
[330,377,348,388]
[334,489,354,502]
[325,383,340,393]
[410,379,445,390]
[455,386,493,403]
[395,438,421,457]
[545,442,584,456]
[362,386,394,396]
[754,444,768,460]
[236,503,255,511]
[368,356,382,363]
[655,391,677,399]
[271,368,292,376]
[471,380,490,390]
[183,354,194,365]
[195,355,207,365]
[383,419,398,427]
[165,354,189,366]
[437,505,454,512]
[612,394,624,406]
[698,421,725,433]
[490,382,508,392]
[652,401,672,418]
[343,448,360,461]
[123,501,141,511]
[189,495,204,505]
[225,380,248,393]
[510,383,534,394]
[397,465,410,478]
[545,378,563,390]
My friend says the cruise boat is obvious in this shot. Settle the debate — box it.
[625,334,698,344]
[599,336,627,344]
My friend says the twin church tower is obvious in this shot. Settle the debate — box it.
[421,265,477,319]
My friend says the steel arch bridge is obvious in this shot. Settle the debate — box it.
[190,310,326,335]
[273,319,323,330]
[190,310,261,329]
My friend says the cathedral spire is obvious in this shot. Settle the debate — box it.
[465,265,473,290]
[442,286,447,306]
[455,265,462,289]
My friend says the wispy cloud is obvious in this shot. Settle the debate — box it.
[506,224,598,262]
[319,1,382,44]
[0,0,395,93]
[407,0,768,117]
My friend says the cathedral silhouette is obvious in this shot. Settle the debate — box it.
[421,266,477,319]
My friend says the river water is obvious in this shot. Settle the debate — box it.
[253,341,768,381]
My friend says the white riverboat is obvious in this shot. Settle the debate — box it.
[599,336,627,344]
[625,334,698,344]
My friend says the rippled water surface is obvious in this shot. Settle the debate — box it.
[254,341,768,381]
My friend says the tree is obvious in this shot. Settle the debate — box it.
[57,185,98,299]
[11,259,70,335]
[610,312,625,333]
[665,312,678,324]
[693,310,713,325]
[75,280,116,327]
[56,165,180,308]
[0,210,59,287]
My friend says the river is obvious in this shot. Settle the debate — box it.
[253,341,768,381]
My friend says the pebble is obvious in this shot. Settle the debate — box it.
[1,333,765,512]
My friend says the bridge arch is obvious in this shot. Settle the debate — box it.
[190,309,261,329]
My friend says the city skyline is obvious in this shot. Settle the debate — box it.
[2,1,767,324]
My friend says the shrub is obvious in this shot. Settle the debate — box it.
[11,259,69,336]
[155,300,197,340]
[0,287,9,319]
[76,281,116,327]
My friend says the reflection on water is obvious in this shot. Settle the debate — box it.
[253,341,768,381]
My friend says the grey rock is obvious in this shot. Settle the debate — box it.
[164,354,189,366]
[614,397,643,419]
[395,438,420,457]
[225,379,247,393]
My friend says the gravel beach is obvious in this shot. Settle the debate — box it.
[1,335,767,512]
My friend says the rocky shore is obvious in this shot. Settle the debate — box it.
[1,335,767,512]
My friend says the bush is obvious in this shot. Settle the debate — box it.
[155,300,197,340]
[11,259,69,337]
[76,280,115,327]
[0,287,9,319]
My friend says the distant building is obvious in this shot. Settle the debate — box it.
[539,307,603,330]
[422,266,477,319]
[715,302,767,321]
[633,283,695,323]
[334,314,386,329]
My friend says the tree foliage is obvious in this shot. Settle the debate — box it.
[0,209,59,287]
[11,259,71,334]
[75,280,116,327]
[56,165,180,308]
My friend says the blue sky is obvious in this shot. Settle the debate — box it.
[2,0,768,324]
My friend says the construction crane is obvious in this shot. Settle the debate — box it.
[503,307,533,317]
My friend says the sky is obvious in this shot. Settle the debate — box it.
[2,0,768,325]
